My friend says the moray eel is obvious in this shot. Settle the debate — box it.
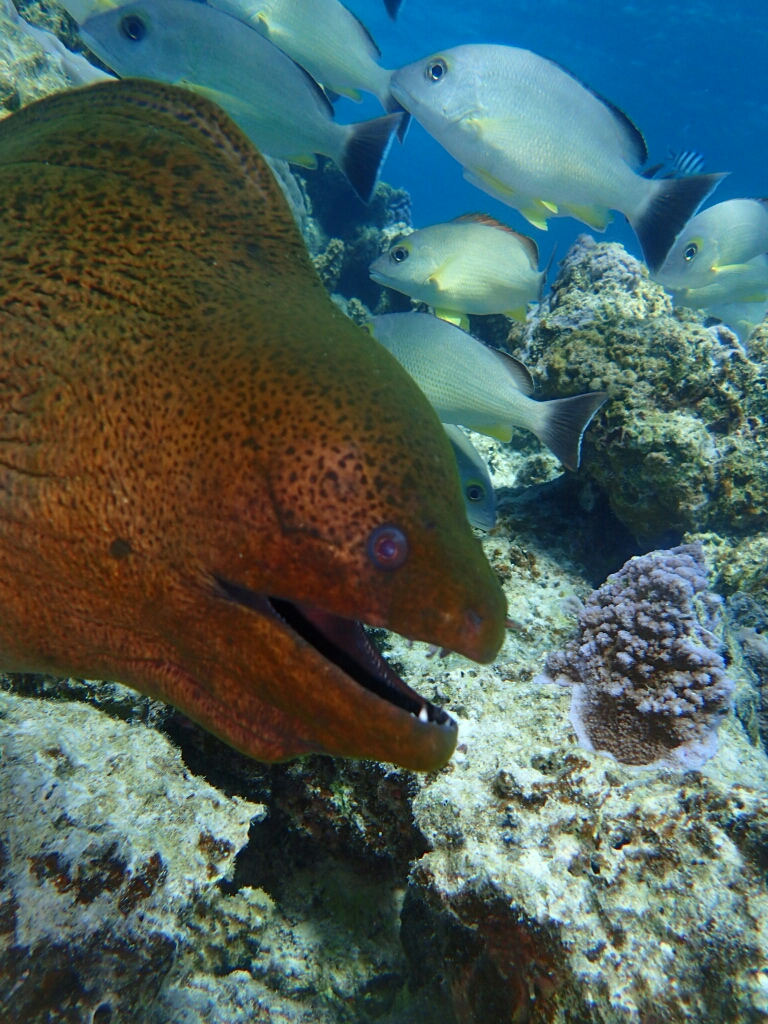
[0,80,506,771]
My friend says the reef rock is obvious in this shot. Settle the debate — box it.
[514,236,768,543]
[5,511,767,1024]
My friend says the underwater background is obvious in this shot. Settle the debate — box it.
[350,0,768,264]
[1,1,768,1023]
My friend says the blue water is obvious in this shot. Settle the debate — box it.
[341,1,768,263]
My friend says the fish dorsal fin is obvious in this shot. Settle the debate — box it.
[291,58,336,118]
[491,348,535,396]
[346,7,382,59]
[452,213,540,266]
[0,79,319,312]
[543,56,648,169]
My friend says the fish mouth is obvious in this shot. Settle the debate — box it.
[213,575,455,730]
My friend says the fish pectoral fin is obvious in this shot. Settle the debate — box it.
[711,263,751,275]
[562,203,613,231]
[425,254,458,293]
[540,200,558,213]
[435,309,470,331]
[505,306,528,323]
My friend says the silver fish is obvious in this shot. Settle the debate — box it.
[390,44,724,271]
[369,213,544,326]
[706,298,768,345]
[207,0,400,117]
[444,425,497,530]
[654,199,768,306]
[369,312,607,471]
[79,0,403,202]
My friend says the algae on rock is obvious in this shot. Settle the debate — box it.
[515,235,768,543]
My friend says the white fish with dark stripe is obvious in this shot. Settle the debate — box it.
[369,313,607,471]
[390,45,725,271]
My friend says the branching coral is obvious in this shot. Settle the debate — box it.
[539,542,734,767]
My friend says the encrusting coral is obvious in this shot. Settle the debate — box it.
[538,542,734,767]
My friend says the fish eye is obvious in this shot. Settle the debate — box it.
[466,483,486,503]
[367,524,408,570]
[390,246,409,263]
[684,242,698,261]
[426,58,448,82]
[120,13,147,41]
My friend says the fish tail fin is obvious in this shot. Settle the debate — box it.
[384,0,403,19]
[377,70,411,141]
[341,112,404,203]
[534,391,608,471]
[539,243,558,301]
[631,172,727,273]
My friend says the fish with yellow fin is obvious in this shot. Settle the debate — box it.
[654,198,768,308]
[77,0,403,203]
[208,0,404,119]
[390,44,725,271]
[62,0,406,127]
[0,79,507,771]
[369,214,546,328]
[369,313,607,471]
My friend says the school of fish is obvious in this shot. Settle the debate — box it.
[0,0,761,771]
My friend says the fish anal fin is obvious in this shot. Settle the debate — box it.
[436,309,469,331]
[563,203,613,231]
[290,154,318,168]
[337,86,363,102]
[505,306,528,323]
[519,208,550,231]
[461,420,513,443]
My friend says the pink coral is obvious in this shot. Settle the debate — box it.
[539,543,734,767]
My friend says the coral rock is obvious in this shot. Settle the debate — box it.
[516,236,768,541]
[539,542,734,767]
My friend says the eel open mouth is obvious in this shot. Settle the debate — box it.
[214,576,455,729]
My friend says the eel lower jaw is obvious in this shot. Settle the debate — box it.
[212,575,455,731]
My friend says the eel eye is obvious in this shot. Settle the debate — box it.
[390,246,409,263]
[120,14,147,41]
[466,483,485,503]
[684,242,698,261]
[368,525,408,570]
[426,58,448,82]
